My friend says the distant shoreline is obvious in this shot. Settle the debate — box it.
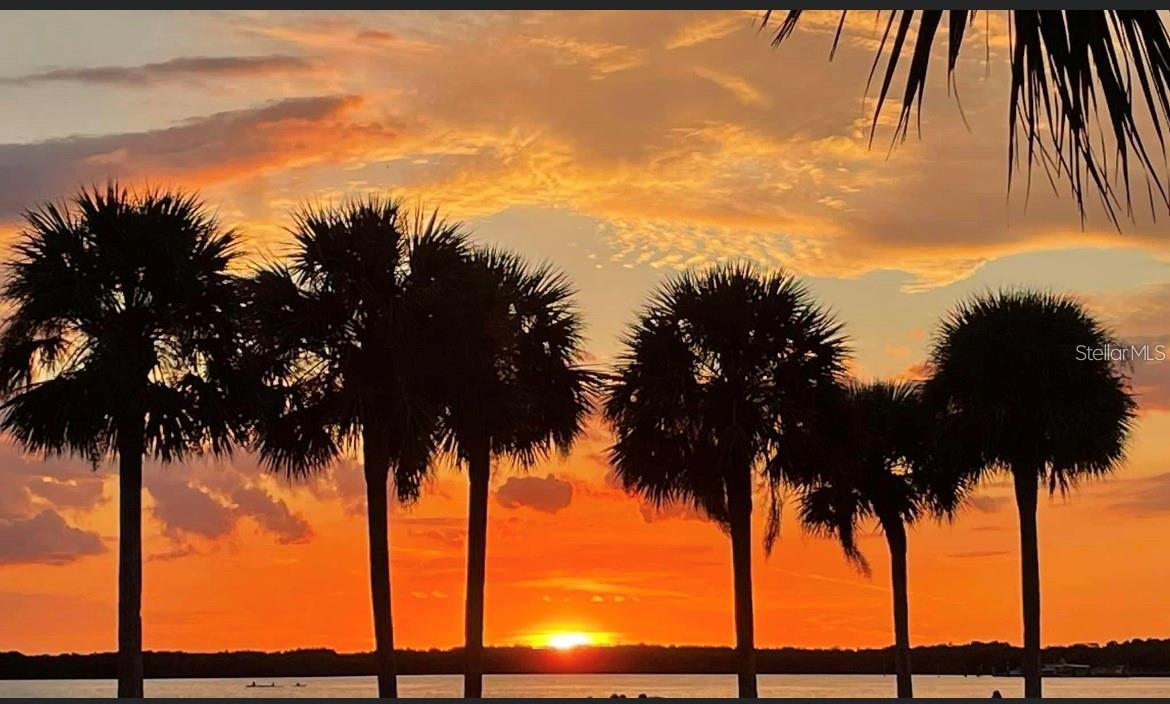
[4,640,1169,680]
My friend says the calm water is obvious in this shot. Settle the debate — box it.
[3,675,1170,698]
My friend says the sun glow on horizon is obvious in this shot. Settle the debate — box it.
[521,624,614,650]
[547,631,596,650]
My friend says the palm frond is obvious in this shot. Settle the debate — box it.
[437,243,597,474]
[923,288,1136,492]
[245,197,478,503]
[604,262,849,537]
[766,10,1170,225]
[776,377,972,572]
[0,183,248,465]
[799,483,871,576]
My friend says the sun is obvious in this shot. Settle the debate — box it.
[546,631,596,650]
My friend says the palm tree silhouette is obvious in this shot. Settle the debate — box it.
[781,380,968,698]
[766,11,1170,224]
[603,263,847,698]
[922,290,1136,698]
[244,198,469,698]
[0,185,248,698]
[437,247,596,698]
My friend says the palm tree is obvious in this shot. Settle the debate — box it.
[922,290,1136,698]
[780,380,968,698]
[766,11,1170,224]
[603,263,848,698]
[0,185,248,698]
[438,247,596,698]
[244,198,469,698]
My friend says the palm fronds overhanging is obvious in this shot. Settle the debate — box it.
[922,289,1136,697]
[604,262,848,698]
[766,11,1170,225]
[0,184,249,698]
[243,196,471,698]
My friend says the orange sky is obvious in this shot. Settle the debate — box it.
[1,10,1169,655]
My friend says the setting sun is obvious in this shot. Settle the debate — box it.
[546,632,597,650]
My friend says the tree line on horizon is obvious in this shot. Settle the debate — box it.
[0,185,1136,699]
[7,639,1170,680]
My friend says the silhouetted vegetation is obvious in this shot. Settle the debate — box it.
[0,185,250,697]
[243,198,471,697]
[4,640,1169,680]
[923,290,1136,697]
[767,11,1170,226]
[0,185,1149,700]
[780,381,971,698]
[437,247,597,698]
[604,264,848,698]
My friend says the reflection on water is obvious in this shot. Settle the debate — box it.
[3,674,1170,698]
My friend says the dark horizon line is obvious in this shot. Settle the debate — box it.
[5,639,1170,680]
[10,636,1170,659]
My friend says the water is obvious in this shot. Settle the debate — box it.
[3,674,1170,698]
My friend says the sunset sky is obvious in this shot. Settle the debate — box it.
[2,10,1169,656]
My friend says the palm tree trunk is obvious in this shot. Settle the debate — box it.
[883,518,913,699]
[116,426,144,699]
[1013,470,1042,698]
[364,435,398,698]
[727,469,758,698]
[463,441,491,698]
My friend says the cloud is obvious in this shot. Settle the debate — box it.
[496,474,574,513]
[355,29,400,45]
[400,516,466,549]
[147,473,236,541]
[665,14,749,50]
[303,458,368,516]
[406,11,1170,285]
[0,94,392,219]
[410,527,465,549]
[148,544,199,563]
[0,510,105,565]
[527,36,646,76]
[25,477,105,511]
[0,55,314,86]
[230,486,312,544]
[512,575,691,600]
[966,495,1010,514]
[6,10,1170,291]
[1090,283,1170,412]
[947,550,1011,560]
[0,434,311,551]
[0,478,29,519]
[692,68,770,107]
[1105,473,1170,517]
[145,458,313,546]
[0,440,106,520]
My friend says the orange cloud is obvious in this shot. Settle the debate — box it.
[0,54,316,87]
[0,94,394,220]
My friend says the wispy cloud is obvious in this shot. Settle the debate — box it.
[665,14,749,50]
[0,55,315,86]
[692,67,770,106]
[0,94,392,219]
[1105,473,1170,517]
